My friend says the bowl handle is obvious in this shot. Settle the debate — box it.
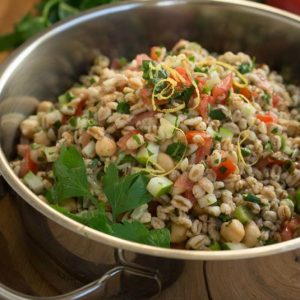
[0,250,162,299]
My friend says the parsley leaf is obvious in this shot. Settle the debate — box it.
[142,60,168,85]
[174,86,195,103]
[116,101,130,114]
[112,221,170,248]
[45,146,93,204]
[103,164,151,221]
[166,142,187,161]
[243,193,262,205]
[209,109,226,120]
[238,62,252,74]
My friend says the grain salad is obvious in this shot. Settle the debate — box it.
[11,40,300,250]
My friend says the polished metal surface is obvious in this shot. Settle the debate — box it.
[0,2,300,292]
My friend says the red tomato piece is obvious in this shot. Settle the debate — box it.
[117,130,140,151]
[174,173,194,193]
[255,156,285,170]
[212,158,236,180]
[212,73,233,104]
[272,93,281,107]
[131,111,156,126]
[174,67,192,86]
[196,94,215,120]
[256,112,278,123]
[140,88,152,107]
[75,99,86,117]
[135,54,151,68]
[183,189,196,205]
[150,46,162,61]
[18,147,38,177]
[238,87,252,100]
[281,217,300,241]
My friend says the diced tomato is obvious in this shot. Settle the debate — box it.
[18,146,38,177]
[186,131,213,163]
[174,67,192,86]
[195,77,206,91]
[183,189,196,205]
[255,156,285,170]
[212,157,236,180]
[174,173,194,194]
[17,144,30,158]
[150,47,161,61]
[117,130,140,151]
[75,99,86,117]
[212,73,233,104]
[140,88,152,107]
[135,54,151,68]
[196,94,215,120]
[237,87,252,100]
[281,217,300,241]
[131,111,156,126]
[256,112,278,123]
[272,93,281,107]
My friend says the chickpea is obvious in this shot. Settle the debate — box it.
[37,101,54,113]
[157,153,175,172]
[220,219,245,243]
[20,117,39,138]
[171,223,188,243]
[95,136,117,157]
[126,134,145,150]
[34,131,50,146]
[243,221,261,247]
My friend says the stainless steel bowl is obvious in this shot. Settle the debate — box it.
[1,0,300,298]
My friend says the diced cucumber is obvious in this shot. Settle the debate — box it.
[223,242,248,250]
[158,118,175,139]
[233,206,252,224]
[164,113,179,127]
[280,135,293,155]
[198,194,217,208]
[82,141,96,157]
[23,171,44,194]
[219,127,233,140]
[147,176,173,197]
[44,146,59,162]
[136,142,159,165]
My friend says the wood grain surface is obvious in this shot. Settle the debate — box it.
[0,1,300,299]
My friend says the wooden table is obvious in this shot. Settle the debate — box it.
[0,1,300,299]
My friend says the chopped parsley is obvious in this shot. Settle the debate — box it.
[209,109,226,120]
[219,166,228,174]
[116,101,130,114]
[58,91,75,105]
[47,147,170,248]
[166,142,187,161]
[174,86,195,103]
[243,193,262,205]
[194,66,208,73]
[238,62,252,74]
[142,60,168,85]
[241,147,251,157]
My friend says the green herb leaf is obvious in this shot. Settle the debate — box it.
[238,62,252,74]
[142,60,168,85]
[103,164,151,221]
[52,203,112,234]
[45,146,92,204]
[116,101,130,114]
[166,142,187,161]
[243,193,261,205]
[174,86,195,103]
[209,109,226,120]
[112,220,170,248]
[241,147,251,157]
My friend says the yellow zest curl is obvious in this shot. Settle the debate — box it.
[197,59,248,89]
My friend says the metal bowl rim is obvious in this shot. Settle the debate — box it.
[1,0,300,261]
